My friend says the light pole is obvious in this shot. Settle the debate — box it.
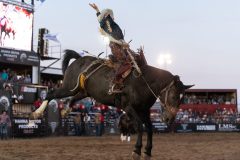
[157,53,172,69]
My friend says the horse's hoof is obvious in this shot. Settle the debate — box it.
[143,153,151,160]
[131,152,141,160]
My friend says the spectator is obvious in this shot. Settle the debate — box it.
[0,78,3,90]
[84,113,91,135]
[33,98,42,110]
[4,84,13,98]
[73,113,81,136]
[18,74,25,82]
[95,113,101,136]
[1,69,8,82]
[24,74,31,83]
[100,112,105,135]
[10,72,18,82]
[80,112,86,135]
[0,111,11,140]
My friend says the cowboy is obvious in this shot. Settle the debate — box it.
[89,3,132,93]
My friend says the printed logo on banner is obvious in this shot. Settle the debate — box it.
[0,96,10,111]
[14,119,42,129]
[152,122,168,132]
[196,125,216,131]
[176,123,193,132]
[218,124,240,132]
[20,53,27,62]
[182,124,187,130]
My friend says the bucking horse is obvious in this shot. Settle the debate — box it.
[32,49,193,160]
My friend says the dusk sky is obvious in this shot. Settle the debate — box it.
[33,0,240,106]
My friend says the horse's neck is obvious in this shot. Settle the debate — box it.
[142,65,174,92]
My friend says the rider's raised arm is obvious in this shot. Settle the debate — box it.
[89,3,100,15]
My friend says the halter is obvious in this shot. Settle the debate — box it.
[159,80,175,107]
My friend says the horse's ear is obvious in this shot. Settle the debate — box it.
[174,75,180,81]
[184,84,194,90]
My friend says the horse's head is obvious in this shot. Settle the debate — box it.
[158,75,193,124]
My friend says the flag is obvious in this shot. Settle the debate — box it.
[43,33,60,43]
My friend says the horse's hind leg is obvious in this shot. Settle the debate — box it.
[32,87,80,119]
[46,87,78,101]
[69,92,88,108]
[125,106,143,160]
[61,92,87,117]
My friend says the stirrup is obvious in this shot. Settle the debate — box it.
[108,84,122,95]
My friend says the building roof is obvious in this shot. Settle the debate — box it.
[40,67,63,75]
[185,89,237,93]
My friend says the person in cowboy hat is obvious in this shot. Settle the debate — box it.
[89,3,132,94]
[89,3,129,47]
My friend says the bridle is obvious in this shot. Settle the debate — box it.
[158,80,175,107]
[141,76,176,112]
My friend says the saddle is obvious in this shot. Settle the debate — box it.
[75,48,147,95]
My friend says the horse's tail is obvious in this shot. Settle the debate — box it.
[62,50,81,74]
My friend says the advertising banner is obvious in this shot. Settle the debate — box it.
[195,124,216,132]
[174,123,240,132]
[175,123,194,133]
[217,124,240,132]
[152,121,169,133]
[0,48,39,66]
[13,118,43,137]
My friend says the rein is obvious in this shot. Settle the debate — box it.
[141,76,176,120]
[141,76,175,104]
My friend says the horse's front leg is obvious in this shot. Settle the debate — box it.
[143,116,153,160]
[132,122,143,160]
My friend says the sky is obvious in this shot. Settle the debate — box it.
[33,0,240,105]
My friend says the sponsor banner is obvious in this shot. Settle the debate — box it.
[195,124,216,132]
[0,48,39,66]
[175,123,194,133]
[13,118,43,137]
[218,124,240,132]
[152,122,169,132]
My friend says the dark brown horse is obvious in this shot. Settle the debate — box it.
[33,50,192,160]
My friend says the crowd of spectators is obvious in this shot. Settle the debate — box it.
[59,97,121,136]
[0,69,63,90]
[183,94,236,105]
[0,68,32,84]
[40,79,62,90]
[175,108,240,124]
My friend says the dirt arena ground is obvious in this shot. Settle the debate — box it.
[0,133,239,160]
